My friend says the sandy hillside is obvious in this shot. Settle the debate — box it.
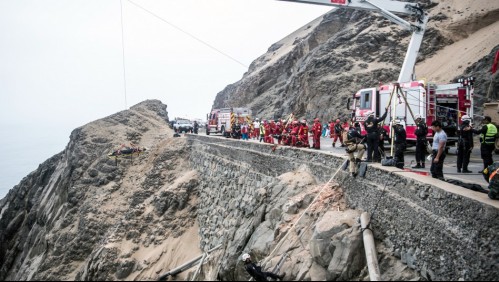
[416,0,499,83]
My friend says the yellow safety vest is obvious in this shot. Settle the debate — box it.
[481,123,497,144]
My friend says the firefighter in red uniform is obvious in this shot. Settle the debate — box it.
[275,121,283,144]
[298,120,310,148]
[264,121,273,144]
[312,118,322,149]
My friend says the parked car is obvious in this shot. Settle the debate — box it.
[174,119,193,133]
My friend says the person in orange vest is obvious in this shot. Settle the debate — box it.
[312,118,322,149]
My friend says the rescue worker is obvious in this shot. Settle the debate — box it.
[193,121,199,134]
[290,121,300,146]
[364,108,389,162]
[298,120,310,147]
[345,122,366,177]
[457,115,473,173]
[332,119,344,147]
[412,114,428,169]
[242,253,285,281]
[482,162,499,200]
[392,120,407,169]
[275,121,283,144]
[312,118,322,149]
[259,120,266,143]
[474,116,497,171]
[253,118,261,140]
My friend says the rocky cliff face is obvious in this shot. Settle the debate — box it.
[212,0,499,121]
[0,100,204,280]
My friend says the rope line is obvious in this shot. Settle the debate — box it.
[126,0,249,69]
[260,159,348,266]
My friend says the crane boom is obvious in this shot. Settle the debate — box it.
[278,0,429,82]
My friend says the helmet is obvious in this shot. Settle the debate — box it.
[301,119,307,124]
[314,118,320,122]
[461,115,471,122]
[394,120,401,125]
[293,121,299,125]
[277,122,281,125]
[255,118,259,121]
[336,119,340,123]
[414,114,422,120]
[242,253,251,262]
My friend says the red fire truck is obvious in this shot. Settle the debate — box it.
[206,108,252,137]
[349,78,475,146]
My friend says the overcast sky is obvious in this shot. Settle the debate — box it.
[0,0,331,196]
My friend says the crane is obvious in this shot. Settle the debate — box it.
[277,0,429,83]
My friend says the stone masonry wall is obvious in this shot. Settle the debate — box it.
[188,134,499,281]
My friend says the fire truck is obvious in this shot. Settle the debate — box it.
[206,108,252,137]
[349,78,475,146]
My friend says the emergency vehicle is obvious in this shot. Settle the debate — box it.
[349,78,475,146]
[206,108,252,137]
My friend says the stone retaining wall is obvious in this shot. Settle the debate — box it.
[188,134,499,281]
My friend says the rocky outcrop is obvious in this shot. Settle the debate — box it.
[212,1,497,121]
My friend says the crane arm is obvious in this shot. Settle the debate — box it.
[278,0,428,82]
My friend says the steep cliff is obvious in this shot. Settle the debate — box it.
[212,0,499,120]
[0,100,204,280]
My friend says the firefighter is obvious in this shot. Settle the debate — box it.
[482,162,499,200]
[364,109,388,162]
[264,121,274,143]
[474,116,497,171]
[332,119,345,147]
[290,121,300,146]
[412,114,428,169]
[298,120,310,148]
[312,118,322,149]
[275,121,283,144]
[457,115,473,173]
[345,122,366,177]
[259,120,266,143]
[392,120,407,169]
[242,253,285,281]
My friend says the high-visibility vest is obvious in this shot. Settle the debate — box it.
[481,123,497,144]
[260,126,265,135]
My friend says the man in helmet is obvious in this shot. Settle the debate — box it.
[332,119,345,147]
[474,116,497,171]
[392,120,407,169]
[412,114,428,169]
[311,118,322,149]
[345,122,366,177]
[364,108,389,162]
[457,115,474,173]
[298,120,310,147]
[482,162,499,200]
[242,253,286,281]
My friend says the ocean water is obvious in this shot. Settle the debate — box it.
[0,124,70,199]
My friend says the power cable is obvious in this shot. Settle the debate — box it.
[126,0,249,69]
[120,0,128,109]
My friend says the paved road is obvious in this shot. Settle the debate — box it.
[199,132,491,189]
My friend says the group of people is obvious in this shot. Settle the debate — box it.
[236,118,324,149]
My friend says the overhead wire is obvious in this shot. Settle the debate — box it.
[125,0,249,69]
[120,0,128,109]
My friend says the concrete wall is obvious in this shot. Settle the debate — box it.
[188,134,499,281]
